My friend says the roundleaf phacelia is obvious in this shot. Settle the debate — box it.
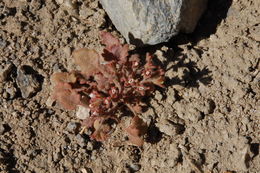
[50,31,165,146]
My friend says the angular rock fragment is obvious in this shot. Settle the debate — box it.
[16,65,41,98]
[100,0,207,45]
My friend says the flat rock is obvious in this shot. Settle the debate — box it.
[100,0,207,45]
[16,65,41,98]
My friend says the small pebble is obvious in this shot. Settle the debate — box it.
[6,86,17,99]
[53,151,62,162]
[46,96,55,107]
[76,134,86,147]
[66,122,78,133]
[2,92,9,99]
[0,39,7,48]
[80,168,88,173]
[63,0,76,9]
[0,124,6,135]
[76,106,90,120]
[86,141,94,151]
[128,163,141,172]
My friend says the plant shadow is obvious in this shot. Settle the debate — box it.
[163,50,213,89]
[133,0,232,145]
[146,119,163,144]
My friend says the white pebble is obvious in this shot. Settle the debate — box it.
[76,106,90,120]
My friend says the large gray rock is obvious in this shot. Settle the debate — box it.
[100,0,207,45]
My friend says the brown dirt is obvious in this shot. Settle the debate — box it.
[0,0,259,173]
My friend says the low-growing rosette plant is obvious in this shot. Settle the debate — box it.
[50,31,165,146]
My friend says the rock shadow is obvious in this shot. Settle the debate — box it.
[192,0,233,42]
[168,0,233,45]
[128,32,146,47]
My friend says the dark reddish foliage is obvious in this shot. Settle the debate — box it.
[51,31,165,146]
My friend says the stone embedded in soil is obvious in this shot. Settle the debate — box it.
[76,106,90,120]
[99,0,207,45]
[46,96,55,107]
[53,151,63,162]
[0,124,6,135]
[0,39,7,48]
[66,122,79,133]
[156,119,185,136]
[16,66,41,98]
[5,85,17,99]
[76,134,86,147]
[86,141,94,151]
[128,163,141,172]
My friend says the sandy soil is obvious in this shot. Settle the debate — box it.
[0,0,259,173]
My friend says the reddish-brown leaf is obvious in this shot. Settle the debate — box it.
[143,75,165,88]
[125,116,147,146]
[94,73,111,91]
[53,88,81,110]
[118,44,129,64]
[90,117,118,141]
[91,120,111,141]
[100,31,120,50]
[101,31,129,64]
[72,48,100,76]
[51,72,77,84]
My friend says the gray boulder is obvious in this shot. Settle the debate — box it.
[100,0,207,45]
